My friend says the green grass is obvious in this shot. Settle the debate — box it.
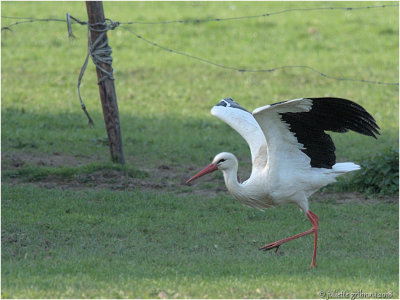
[2,1,398,166]
[2,184,398,298]
[1,1,399,298]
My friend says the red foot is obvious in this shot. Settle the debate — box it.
[259,226,316,252]
[259,210,320,268]
[259,241,282,252]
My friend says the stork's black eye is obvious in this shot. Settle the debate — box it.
[217,159,226,164]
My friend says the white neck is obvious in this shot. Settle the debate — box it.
[221,163,243,198]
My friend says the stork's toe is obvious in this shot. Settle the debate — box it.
[259,242,281,252]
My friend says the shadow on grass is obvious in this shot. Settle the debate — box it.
[3,106,397,163]
[1,106,252,164]
[2,106,398,197]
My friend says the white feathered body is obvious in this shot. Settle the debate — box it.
[219,152,360,212]
[208,97,378,213]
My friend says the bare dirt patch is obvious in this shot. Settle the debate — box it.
[2,150,226,197]
[2,150,398,203]
[2,151,98,170]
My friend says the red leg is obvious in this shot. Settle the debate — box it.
[308,210,319,268]
[259,210,319,268]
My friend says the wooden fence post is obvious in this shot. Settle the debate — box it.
[86,1,125,164]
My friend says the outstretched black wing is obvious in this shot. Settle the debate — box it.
[253,97,379,169]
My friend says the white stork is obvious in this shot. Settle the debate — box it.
[186,97,379,268]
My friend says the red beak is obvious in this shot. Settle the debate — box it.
[186,163,218,184]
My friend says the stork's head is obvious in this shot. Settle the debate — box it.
[186,152,237,183]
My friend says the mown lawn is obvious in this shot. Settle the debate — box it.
[1,1,399,298]
[2,185,398,298]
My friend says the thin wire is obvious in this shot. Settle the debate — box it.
[122,27,399,86]
[1,17,66,31]
[2,3,398,30]
[2,5,399,86]
[119,4,399,25]
[2,16,63,20]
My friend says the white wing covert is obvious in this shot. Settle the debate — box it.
[253,98,314,171]
[211,98,268,171]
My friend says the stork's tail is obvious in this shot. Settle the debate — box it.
[331,162,360,174]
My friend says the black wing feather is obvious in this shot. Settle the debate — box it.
[279,97,380,169]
